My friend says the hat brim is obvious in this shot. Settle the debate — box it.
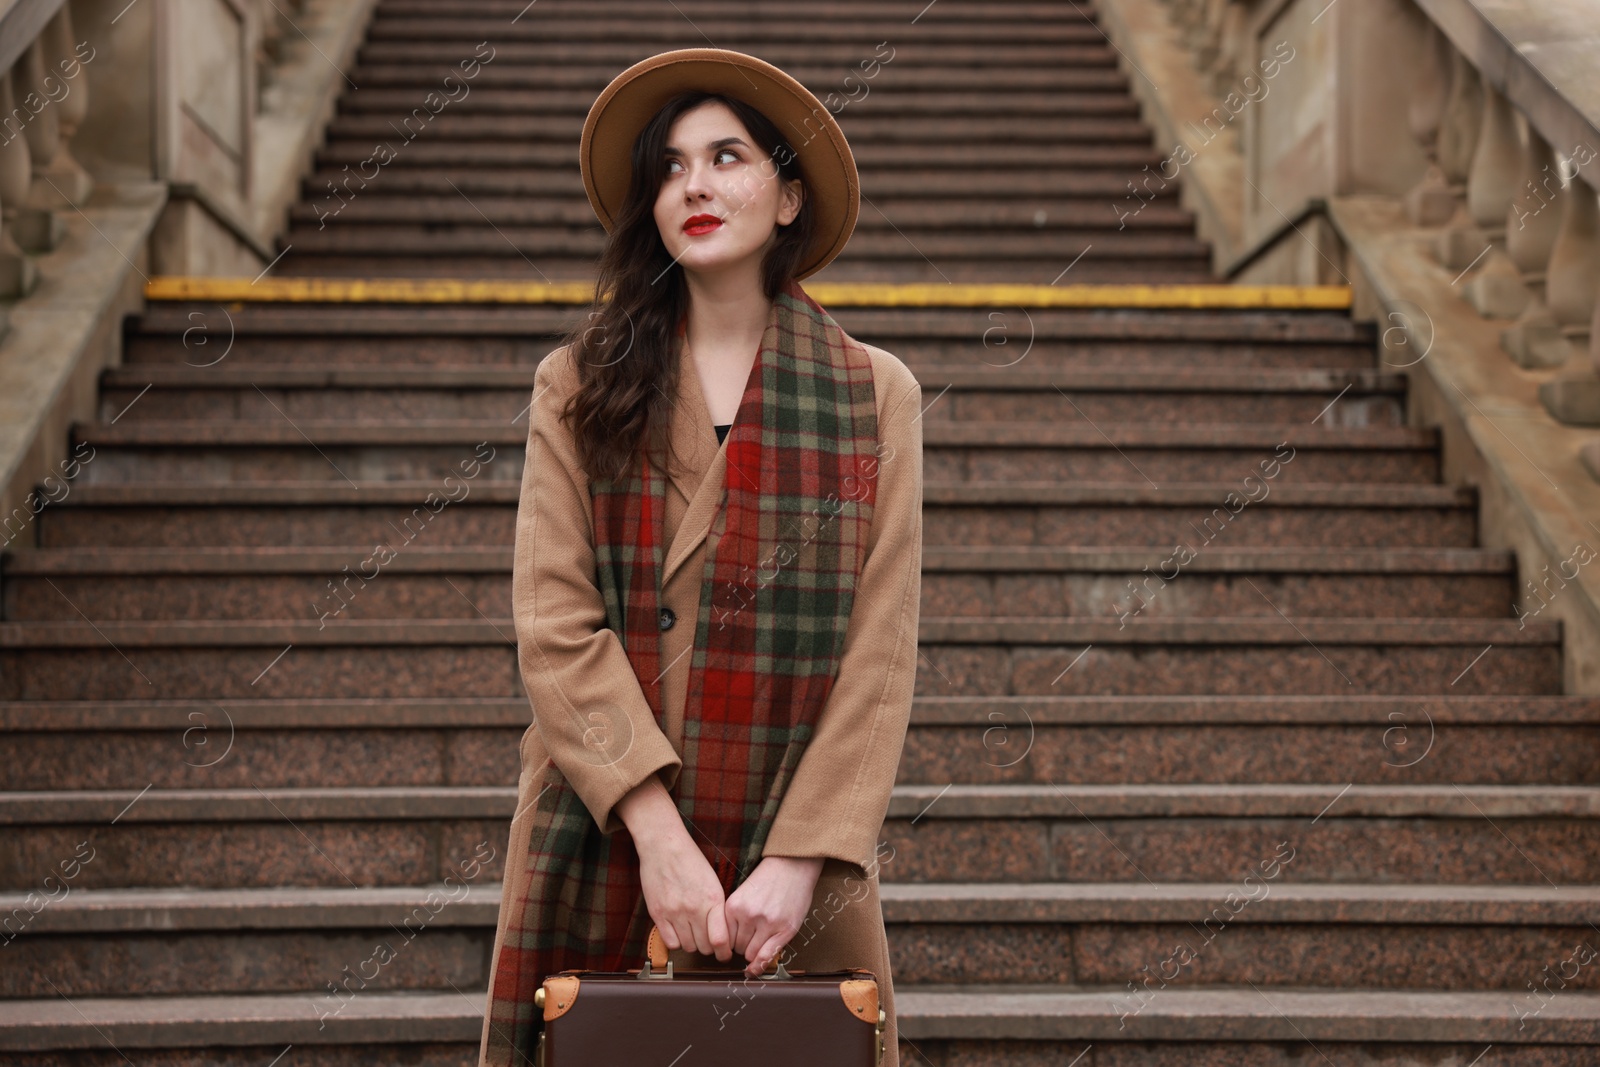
[580,48,859,281]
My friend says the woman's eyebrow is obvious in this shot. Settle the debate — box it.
[664,137,750,155]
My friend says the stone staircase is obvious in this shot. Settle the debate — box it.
[4,0,1600,1063]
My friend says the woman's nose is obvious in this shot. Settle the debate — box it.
[682,160,714,200]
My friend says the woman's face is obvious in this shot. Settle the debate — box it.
[653,100,803,280]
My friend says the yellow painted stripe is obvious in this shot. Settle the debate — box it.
[144,276,1352,309]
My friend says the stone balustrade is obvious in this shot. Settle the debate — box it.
[1157,0,1600,473]
[0,0,93,303]
[0,0,371,549]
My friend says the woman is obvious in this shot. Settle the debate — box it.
[480,48,922,1067]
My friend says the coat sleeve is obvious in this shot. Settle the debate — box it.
[759,358,924,871]
[511,344,684,836]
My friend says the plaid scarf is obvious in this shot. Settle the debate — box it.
[484,276,879,1065]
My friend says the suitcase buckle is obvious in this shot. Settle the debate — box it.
[637,957,674,979]
[756,958,793,980]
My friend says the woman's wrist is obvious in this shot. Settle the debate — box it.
[763,855,825,878]
[615,773,691,849]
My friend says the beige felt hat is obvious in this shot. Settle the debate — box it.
[580,47,859,280]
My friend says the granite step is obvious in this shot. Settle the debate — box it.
[0,615,1554,700]
[271,240,1215,287]
[367,0,1101,25]
[309,137,1168,170]
[68,422,1438,485]
[272,230,1203,260]
[31,482,1477,550]
[7,882,1599,997]
[97,364,1408,426]
[0,984,1596,1064]
[0,985,1593,1063]
[5,693,1594,791]
[1,545,1513,622]
[360,19,1111,46]
[4,784,1598,889]
[119,304,1375,370]
[331,87,1146,118]
[116,327,1380,367]
[345,64,1135,94]
[289,191,1196,227]
[379,0,1094,16]
[355,40,1121,69]
[322,112,1159,146]
[300,168,1193,207]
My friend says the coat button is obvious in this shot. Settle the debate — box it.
[659,607,676,631]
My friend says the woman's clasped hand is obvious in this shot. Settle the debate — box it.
[618,775,825,978]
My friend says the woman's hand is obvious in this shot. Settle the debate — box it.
[723,855,826,978]
[616,775,732,960]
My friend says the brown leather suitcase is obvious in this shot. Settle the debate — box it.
[533,924,885,1065]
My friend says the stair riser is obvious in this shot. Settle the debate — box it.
[357,42,1120,66]
[894,1042,1598,1065]
[928,571,1511,620]
[0,646,519,701]
[38,505,518,550]
[925,505,1477,548]
[886,819,1600,884]
[0,728,520,790]
[98,387,1406,427]
[273,256,1218,285]
[99,388,532,423]
[900,723,1598,786]
[2,929,491,999]
[4,571,1512,622]
[1,823,504,890]
[0,641,1558,701]
[6,574,517,623]
[7,814,1598,889]
[313,141,1167,165]
[334,91,1142,114]
[925,641,1559,696]
[9,921,1596,997]
[284,228,1204,255]
[121,337,1376,375]
[75,449,526,487]
[69,446,1437,486]
[120,337,1375,370]
[122,336,549,367]
[296,180,1191,208]
[1,1041,1592,1067]
[926,448,1436,485]
[323,115,1156,143]
[35,503,1475,549]
[2,723,1592,790]
[1,1044,485,1066]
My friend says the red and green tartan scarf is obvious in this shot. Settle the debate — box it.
[484,276,880,1065]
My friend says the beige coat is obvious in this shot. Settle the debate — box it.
[480,330,924,1067]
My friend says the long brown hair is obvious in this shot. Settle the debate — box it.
[556,91,819,486]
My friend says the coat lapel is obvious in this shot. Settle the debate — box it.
[661,347,728,590]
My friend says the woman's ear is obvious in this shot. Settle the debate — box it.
[778,177,804,227]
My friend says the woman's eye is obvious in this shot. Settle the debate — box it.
[665,150,738,173]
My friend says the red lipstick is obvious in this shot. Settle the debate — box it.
[683,213,723,235]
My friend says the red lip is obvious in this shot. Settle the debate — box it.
[683,214,723,234]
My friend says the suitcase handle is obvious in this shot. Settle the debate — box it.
[639,923,792,980]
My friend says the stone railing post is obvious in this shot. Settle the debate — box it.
[1536,176,1600,425]
[33,4,94,210]
[0,2,94,296]
[1501,125,1575,368]
[0,67,39,298]
[1403,20,1457,227]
